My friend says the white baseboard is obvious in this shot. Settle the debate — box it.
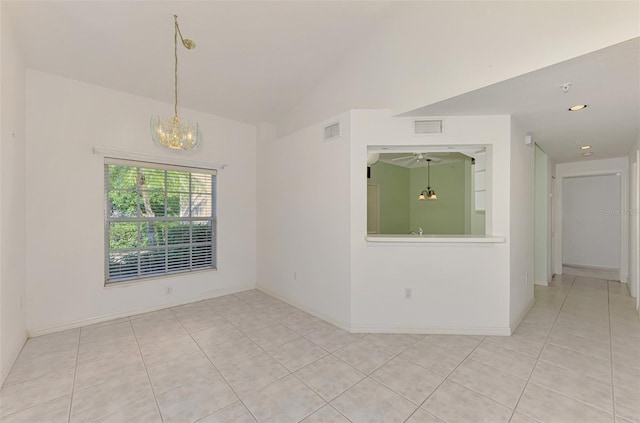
[534,279,549,287]
[27,285,255,338]
[0,333,27,388]
[510,298,535,335]
[349,324,511,336]
[256,286,350,332]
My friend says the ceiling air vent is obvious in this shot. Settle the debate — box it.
[324,122,340,141]
[413,119,443,135]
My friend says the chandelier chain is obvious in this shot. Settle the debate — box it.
[174,15,179,118]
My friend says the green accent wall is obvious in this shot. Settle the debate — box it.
[368,161,410,234]
[368,158,480,235]
[409,160,467,234]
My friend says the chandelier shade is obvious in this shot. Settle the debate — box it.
[151,15,201,151]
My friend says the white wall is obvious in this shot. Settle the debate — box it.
[256,113,352,327]
[350,111,514,334]
[555,158,629,281]
[629,136,640,304]
[562,175,622,270]
[25,71,257,335]
[0,10,27,385]
[509,120,535,328]
[278,1,639,136]
[534,145,551,285]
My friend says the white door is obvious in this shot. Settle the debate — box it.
[367,184,380,234]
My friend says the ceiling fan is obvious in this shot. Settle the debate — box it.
[391,152,443,166]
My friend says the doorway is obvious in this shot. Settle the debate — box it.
[562,173,622,280]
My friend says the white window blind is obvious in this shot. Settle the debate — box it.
[104,159,217,283]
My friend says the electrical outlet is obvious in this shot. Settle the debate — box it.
[404,288,412,299]
[166,287,173,295]
[525,274,529,285]
[294,272,297,280]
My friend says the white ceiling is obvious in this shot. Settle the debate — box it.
[405,38,639,164]
[3,1,397,124]
[4,2,638,164]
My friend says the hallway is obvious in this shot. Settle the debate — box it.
[0,276,638,422]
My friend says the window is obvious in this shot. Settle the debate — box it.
[105,159,216,284]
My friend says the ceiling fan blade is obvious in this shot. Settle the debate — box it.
[391,155,416,161]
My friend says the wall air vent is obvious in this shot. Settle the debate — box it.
[413,119,443,135]
[324,122,340,141]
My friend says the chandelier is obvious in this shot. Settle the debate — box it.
[418,159,438,200]
[151,15,200,150]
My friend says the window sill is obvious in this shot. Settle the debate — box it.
[365,234,506,244]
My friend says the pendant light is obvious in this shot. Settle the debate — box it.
[418,159,437,201]
[151,15,200,150]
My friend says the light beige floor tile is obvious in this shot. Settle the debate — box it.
[614,385,640,423]
[69,373,154,422]
[405,408,446,423]
[267,338,327,372]
[300,404,350,423]
[547,330,611,361]
[422,380,512,423]
[371,356,445,405]
[485,323,548,358]
[244,323,300,351]
[539,343,612,385]
[156,372,237,423]
[469,341,536,380]
[3,350,77,387]
[218,352,289,398]
[333,338,395,374]
[198,400,257,422]
[509,412,541,423]
[172,309,228,333]
[613,362,640,390]
[0,395,70,423]
[74,353,147,392]
[94,398,161,423]
[281,311,331,336]
[529,360,613,412]
[305,326,359,352]
[363,333,424,354]
[190,322,245,347]
[401,340,469,376]
[17,330,79,362]
[551,319,611,344]
[243,374,325,422]
[331,378,417,423]
[295,355,365,401]
[80,320,134,344]
[613,345,640,370]
[516,382,613,423]
[449,358,526,408]
[0,368,74,417]
[422,334,484,354]
[231,314,277,333]
[146,350,218,395]
[77,335,139,364]
[138,333,201,367]
[199,336,263,370]
[131,321,189,346]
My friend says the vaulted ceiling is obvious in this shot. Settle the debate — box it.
[3,1,638,163]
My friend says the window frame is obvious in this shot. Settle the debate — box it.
[104,158,217,285]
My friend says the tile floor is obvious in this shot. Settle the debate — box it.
[1,275,638,422]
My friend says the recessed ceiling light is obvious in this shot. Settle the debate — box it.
[568,104,588,111]
[580,145,591,150]
[582,152,593,157]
